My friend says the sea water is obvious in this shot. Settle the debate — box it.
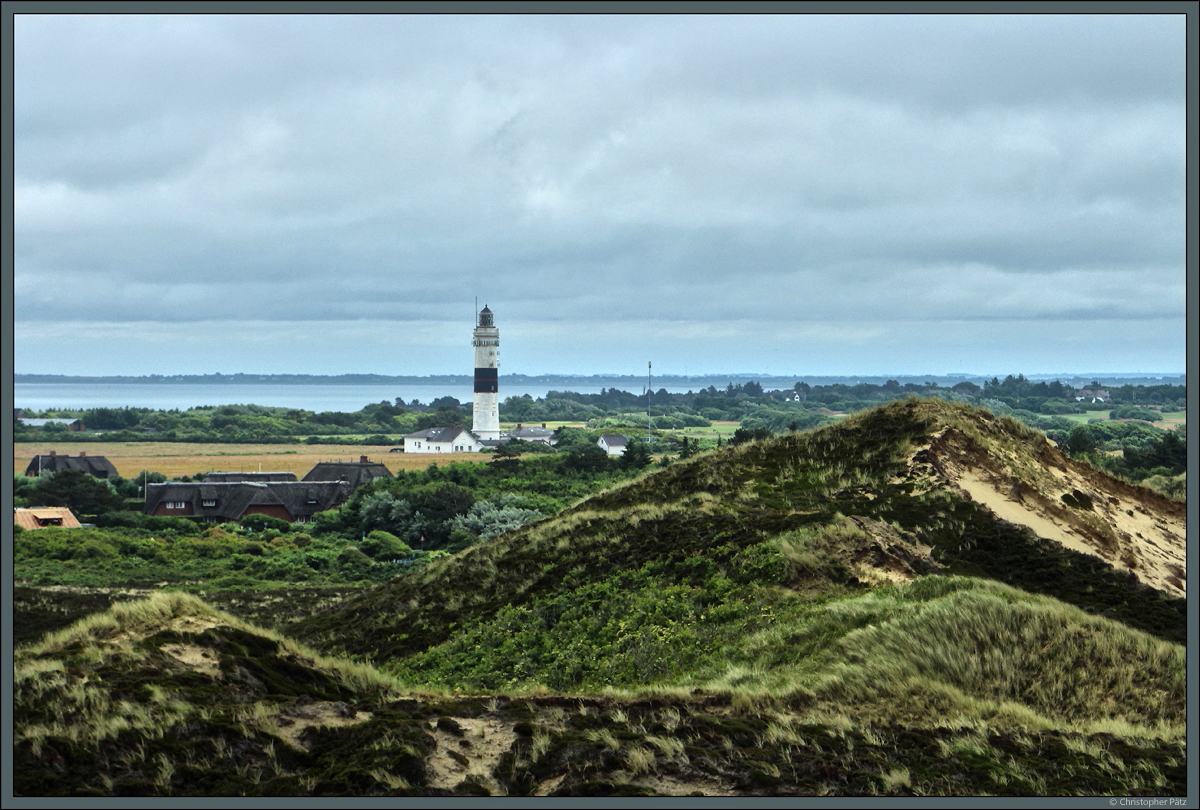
[13,382,699,412]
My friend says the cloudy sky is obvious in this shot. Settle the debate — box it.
[12,13,1187,377]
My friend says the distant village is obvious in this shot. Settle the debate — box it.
[19,451,391,526]
[15,309,1185,532]
[16,429,630,530]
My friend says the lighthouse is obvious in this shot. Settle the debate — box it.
[472,305,501,440]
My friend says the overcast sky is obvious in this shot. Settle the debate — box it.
[12,13,1187,378]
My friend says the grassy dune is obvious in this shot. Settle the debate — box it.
[13,586,1185,797]
[13,399,1188,796]
[296,399,1185,668]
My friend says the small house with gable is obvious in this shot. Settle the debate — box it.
[505,424,557,445]
[14,507,83,530]
[302,456,393,489]
[21,418,85,432]
[1074,388,1110,403]
[597,434,629,457]
[403,428,486,454]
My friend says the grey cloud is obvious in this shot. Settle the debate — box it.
[14,13,1186,375]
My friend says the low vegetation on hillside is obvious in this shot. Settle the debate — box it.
[13,586,1185,797]
[297,400,1185,661]
[12,398,1188,797]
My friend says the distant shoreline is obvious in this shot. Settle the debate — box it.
[14,372,1186,387]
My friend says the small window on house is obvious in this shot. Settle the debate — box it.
[202,499,217,507]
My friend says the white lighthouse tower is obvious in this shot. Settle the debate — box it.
[472,305,501,440]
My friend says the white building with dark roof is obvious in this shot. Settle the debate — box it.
[505,424,557,445]
[21,418,85,431]
[597,434,630,456]
[403,427,486,454]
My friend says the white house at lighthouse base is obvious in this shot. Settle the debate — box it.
[402,428,486,454]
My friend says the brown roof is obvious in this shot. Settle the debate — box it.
[202,471,298,482]
[302,460,393,489]
[144,481,353,522]
[14,507,82,530]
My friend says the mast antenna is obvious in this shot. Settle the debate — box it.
[647,361,652,442]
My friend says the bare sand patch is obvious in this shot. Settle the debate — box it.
[425,715,516,794]
[922,428,1185,598]
[956,470,1097,557]
[162,642,220,676]
[274,701,374,751]
[634,772,736,797]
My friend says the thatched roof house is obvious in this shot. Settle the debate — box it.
[201,471,298,483]
[144,481,353,524]
[302,456,393,489]
[14,507,82,530]
[25,451,118,479]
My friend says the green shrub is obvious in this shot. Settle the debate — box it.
[77,539,119,560]
[337,546,374,579]
[360,530,412,559]
[1109,406,1160,422]
[240,514,292,533]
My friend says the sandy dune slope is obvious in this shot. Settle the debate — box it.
[915,426,1185,598]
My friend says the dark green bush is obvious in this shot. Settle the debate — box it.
[240,514,293,533]
[360,530,412,559]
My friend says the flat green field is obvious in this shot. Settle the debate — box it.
[1061,411,1111,423]
[1060,409,1186,429]
[673,421,740,439]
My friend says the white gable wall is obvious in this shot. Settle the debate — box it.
[405,430,485,454]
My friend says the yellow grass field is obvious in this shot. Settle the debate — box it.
[14,442,488,479]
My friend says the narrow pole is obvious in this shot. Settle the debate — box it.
[647,361,652,442]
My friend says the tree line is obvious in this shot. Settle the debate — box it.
[16,376,1185,448]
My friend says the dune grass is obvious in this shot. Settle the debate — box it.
[802,581,1184,735]
[381,567,1183,742]
[14,590,409,760]
[12,577,1186,797]
[13,399,1188,796]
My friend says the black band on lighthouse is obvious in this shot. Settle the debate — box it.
[474,367,498,393]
